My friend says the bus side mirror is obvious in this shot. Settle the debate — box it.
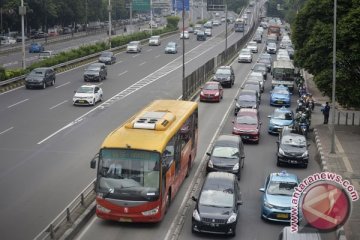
[90,153,99,169]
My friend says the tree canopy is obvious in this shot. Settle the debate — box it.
[292,0,360,108]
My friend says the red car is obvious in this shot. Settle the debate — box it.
[200,81,223,102]
[232,108,261,143]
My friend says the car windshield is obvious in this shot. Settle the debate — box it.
[128,42,138,46]
[86,66,100,71]
[248,42,257,47]
[240,49,251,54]
[253,65,266,71]
[167,42,176,47]
[267,181,297,196]
[29,70,46,76]
[273,111,293,120]
[77,86,94,93]
[100,52,112,57]
[212,146,239,159]
[216,68,231,75]
[281,135,307,147]
[204,84,218,90]
[199,189,234,208]
[239,95,256,102]
[236,115,257,125]
[150,36,159,40]
[273,89,289,95]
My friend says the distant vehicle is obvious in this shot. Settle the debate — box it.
[191,172,242,236]
[212,20,221,26]
[73,85,103,106]
[267,42,277,54]
[246,41,258,53]
[238,48,252,63]
[258,54,272,72]
[252,63,267,80]
[270,85,291,107]
[0,36,16,45]
[206,135,245,180]
[196,31,206,41]
[267,24,281,40]
[180,31,190,39]
[187,27,194,33]
[234,18,245,32]
[193,24,202,35]
[271,60,296,92]
[127,41,142,53]
[200,81,223,102]
[16,35,29,42]
[278,226,322,240]
[253,33,262,43]
[165,42,178,54]
[268,107,294,134]
[204,21,213,28]
[98,51,116,65]
[149,35,161,46]
[259,171,299,222]
[149,20,158,28]
[234,90,259,115]
[286,46,295,59]
[38,50,56,60]
[232,108,261,143]
[213,65,235,88]
[33,31,48,39]
[204,28,212,37]
[84,63,107,82]
[25,67,56,89]
[247,71,265,92]
[29,42,44,53]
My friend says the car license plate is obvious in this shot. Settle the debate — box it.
[119,218,132,222]
[79,100,85,103]
[277,101,283,104]
[242,136,249,139]
[277,213,289,219]
[291,160,298,164]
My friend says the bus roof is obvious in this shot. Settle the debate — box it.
[273,60,294,69]
[100,100,198,152]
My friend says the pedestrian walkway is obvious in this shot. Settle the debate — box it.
[304,70,360,240]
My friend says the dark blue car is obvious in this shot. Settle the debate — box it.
[29,42,44,53]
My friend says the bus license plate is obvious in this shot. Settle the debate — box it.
[119,218,132,222]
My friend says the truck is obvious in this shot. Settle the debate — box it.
[267,24,281,40]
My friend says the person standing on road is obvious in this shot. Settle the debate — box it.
[321,102,330,124]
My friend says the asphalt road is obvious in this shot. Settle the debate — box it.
[0,6,241,240]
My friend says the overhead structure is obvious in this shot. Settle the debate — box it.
[207,0,225,11]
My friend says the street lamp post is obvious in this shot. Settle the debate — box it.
[330,0,337,154]
[108,0,112,49]
[19,0,26,69]
[225,3,228,60]
[201,0,204,20]
[150,0,153,36]
[182,0,185,100]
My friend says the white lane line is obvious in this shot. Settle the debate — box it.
[118,70,128,76]
[75,216,97,240]
[50,100,68,110]
[155,55,161,58]
[7,99,29,108]
[55,82,71,88]
[0,127,14,135]
[139,62,146,66]
[132,54,140,58]
[114,60,123,65]
[334,135,354,173]
[146,49,152,52]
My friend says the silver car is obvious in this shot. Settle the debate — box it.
[238,48,252,63]
[127,41,142,53]
[148,36,161,46]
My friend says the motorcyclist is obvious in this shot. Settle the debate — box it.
[306,94,315,110]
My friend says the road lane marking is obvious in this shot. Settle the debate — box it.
[132,54,140,58]
[334,134,354,173]
[139,62,146,66]
[50,100,68,110]
[114,60,123,65]
[55,82,70,88]
[118,70,128,76]
[7,98,29,108]
[0,127,14,135]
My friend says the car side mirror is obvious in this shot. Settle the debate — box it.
[90,153,99,169]
[259,121,262,125]
[259,188,265,192]
[267,115,271,118]
[307,143,311,147]
[191,196,198,202]
[237,200,243,205]
[206,152,211,156]
[234,98,238,101]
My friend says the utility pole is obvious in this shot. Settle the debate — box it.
[150,0,153,36]
[182,0,185,100]
[108,0,112,48]
[19,0,26,69]
[330,0,337,154]
[225,3,228,60]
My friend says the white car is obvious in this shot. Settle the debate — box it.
[127,41,142,53]
[246,41,258,53]
[149,35,161,46]
[247,72,264,92]
[73,85,103,106]
[180,31,190,39]
[238,48,252,63]
[0,36,16,45]
[204,28,212,37]
[267,42,277,54]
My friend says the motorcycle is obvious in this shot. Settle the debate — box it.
[294,113,310,138]
[308,99,315,111]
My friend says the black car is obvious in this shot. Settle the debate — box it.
[206,135,245,180]
[252,63,267,80]
[213,65,235,88]
[234,89,259,115]
[196,31,207,41]
[83,63,107,82]
[98,51,116,65]
[277,129,309,168]
[191,172,242,236]
[25,67,56,89]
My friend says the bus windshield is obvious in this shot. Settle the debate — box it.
[273,68,295,81]
[97,148,160,201]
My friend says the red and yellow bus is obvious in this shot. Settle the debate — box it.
[267,24,281,40]
[90,100,198,222]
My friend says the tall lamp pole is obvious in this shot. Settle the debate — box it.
[150,0,153,36]
[108,0,112,49]
[330,0,337,154]
[19,0,26,69]
[182,0,185,100]
[225,3,228,60]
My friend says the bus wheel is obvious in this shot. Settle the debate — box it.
[185,160,191,178]
[165,192,171,213]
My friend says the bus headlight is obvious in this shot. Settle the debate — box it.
[142,206,159,216]
[97,204,111,213]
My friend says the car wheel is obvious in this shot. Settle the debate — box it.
[51,79,55,86]
[42,82,46,89]
[237,171,241,181]
[165,191,171,213]
[99,94,103,102]
[92,98,96,106]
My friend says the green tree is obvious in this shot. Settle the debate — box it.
[292,0,360,108]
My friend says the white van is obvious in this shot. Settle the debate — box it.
[278,227,322,240]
